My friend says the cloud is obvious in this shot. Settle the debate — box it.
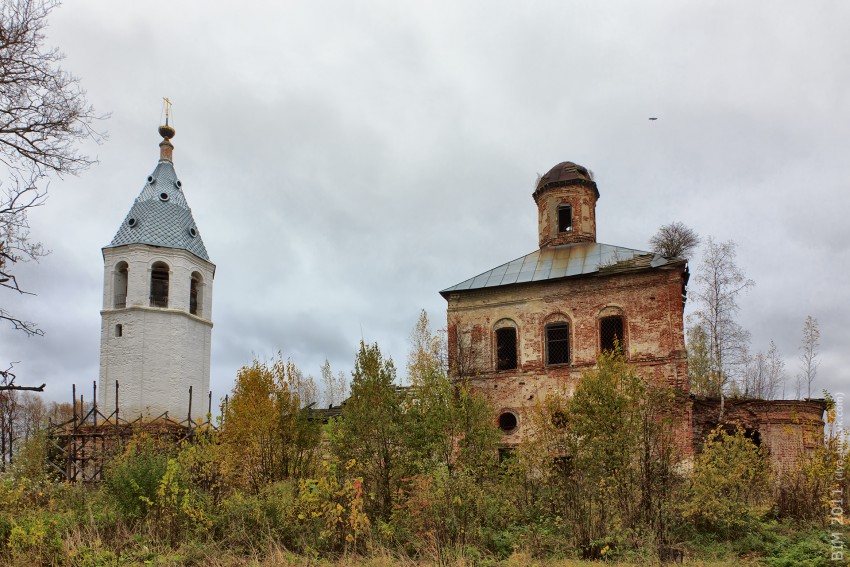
[1,0,846,403]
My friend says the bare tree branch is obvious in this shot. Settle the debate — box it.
[0,361,43,390]
[0,0,108,339]
[0,383,43,391]
[688,237,754,416]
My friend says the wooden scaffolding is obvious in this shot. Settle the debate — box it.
[47,381,217,483]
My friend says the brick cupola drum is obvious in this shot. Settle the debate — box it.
[98,123,215,420]
[533,161,599,247]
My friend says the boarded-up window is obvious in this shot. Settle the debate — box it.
[600,315,624,352]
[546,322,570,365]
[495,327,518,370]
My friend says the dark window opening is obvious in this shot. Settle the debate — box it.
[498,411,518,432]
[150,263,169,308]
[495,327,517,370]
[114,262,128,308]
[498,447,516,464]
[546,322,570,365]
[115,324,123,338]
[553,455,573,475]
[718,425,762,447]
[600,316,624,352]
[190,276,200,315]
[558,205,572,233]
[552,410,569,429]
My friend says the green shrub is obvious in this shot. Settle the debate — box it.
[682,426,773,536]
[5,512,65,566]
[11,431,53,483]
[104,435,172,520]
[212,490,275,553]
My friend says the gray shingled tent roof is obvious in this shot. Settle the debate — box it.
[106,159,209,261]
[440,242,675,296]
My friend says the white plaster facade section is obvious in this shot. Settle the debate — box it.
[99,244,214,420]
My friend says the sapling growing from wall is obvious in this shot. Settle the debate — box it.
[650,221,700,259]
[797,315,820,399]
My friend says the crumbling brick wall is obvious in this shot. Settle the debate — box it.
[691,397,827,474]
[445,263,690,451]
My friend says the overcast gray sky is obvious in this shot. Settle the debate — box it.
[2,1,848,405]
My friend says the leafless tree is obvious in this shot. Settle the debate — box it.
[447,316,482,379]
[46,399,72,424]
[0,387,19,469]
[17,391,44,441]
[320,359,349,407]
[740,340,785,400]
[649,221,700,259]
[797,315,820,399]
[0,389,50,469]
[1,0,106,338]
[690,237,754,417]
[291,367,317,408]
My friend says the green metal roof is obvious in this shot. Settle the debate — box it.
[440,242,673,296]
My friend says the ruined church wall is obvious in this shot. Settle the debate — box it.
[445,266,690,450]
[446,266,687,383]
[691,398,826,474]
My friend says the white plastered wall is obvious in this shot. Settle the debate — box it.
[99,244,214,420]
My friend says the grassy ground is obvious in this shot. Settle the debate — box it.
[49,527,845,567]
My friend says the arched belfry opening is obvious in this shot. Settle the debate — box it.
[150,262,170,308]
[190,271,203,316]
[113,261,128,308]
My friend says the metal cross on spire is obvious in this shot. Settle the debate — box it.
[163,96,173,125]
[159,97,176,140]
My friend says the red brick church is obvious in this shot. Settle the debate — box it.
[441,161,825,469]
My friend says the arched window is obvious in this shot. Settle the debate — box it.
[190,271,203,316]
[113,261,128,308]
[150,262,169,308]
[545,321,570,365]
[495,327,518,370]
[600,315,625,352]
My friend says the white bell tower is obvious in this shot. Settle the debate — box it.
[98,118,215,420]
